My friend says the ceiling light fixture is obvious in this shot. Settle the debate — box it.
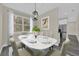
[32,3,39,21]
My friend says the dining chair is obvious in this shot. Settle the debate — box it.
[0,45,10,56]
[61,34,79,56]
[10,38,31,56]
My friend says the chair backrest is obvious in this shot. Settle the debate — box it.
[0,45,9,56]
[68,34,79,46]
[10,38,19,56]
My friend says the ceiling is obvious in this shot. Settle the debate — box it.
[2,3,79,17]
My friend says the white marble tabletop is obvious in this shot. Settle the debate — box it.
[18,34,57,50]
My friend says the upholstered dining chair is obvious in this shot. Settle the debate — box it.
[10,38,31,56]
[61,34,79,56]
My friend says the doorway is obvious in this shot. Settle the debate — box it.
[59,24,67,42]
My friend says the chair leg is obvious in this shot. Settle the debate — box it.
[49,46,53,51]
[21,43,26,48]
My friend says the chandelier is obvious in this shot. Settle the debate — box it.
[32,3,39,21]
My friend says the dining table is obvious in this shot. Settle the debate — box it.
[18,34,57,56]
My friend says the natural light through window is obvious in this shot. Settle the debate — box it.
[9,12,33,36]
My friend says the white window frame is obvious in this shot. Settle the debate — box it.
[14,15,30,33]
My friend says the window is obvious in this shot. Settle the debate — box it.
[9,12,33,36]
[14,15,30,32]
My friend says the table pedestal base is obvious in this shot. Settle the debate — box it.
[30,48,49,56]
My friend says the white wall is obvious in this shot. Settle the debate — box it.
[0,5,3,49]
[0,5,9,53]
[67,14,79,36]
[2,5,9,46]
[39,8,60,45]
[59,19,67,25]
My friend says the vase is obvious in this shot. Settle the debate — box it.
[33,32,39,39]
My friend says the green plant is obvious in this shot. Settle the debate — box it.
[32,26,40,32]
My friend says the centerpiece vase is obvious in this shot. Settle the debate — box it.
[34,32,39,39]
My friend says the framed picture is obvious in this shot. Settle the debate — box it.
[41,16,49,30]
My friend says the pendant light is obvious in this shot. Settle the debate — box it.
[32,3,38,21]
